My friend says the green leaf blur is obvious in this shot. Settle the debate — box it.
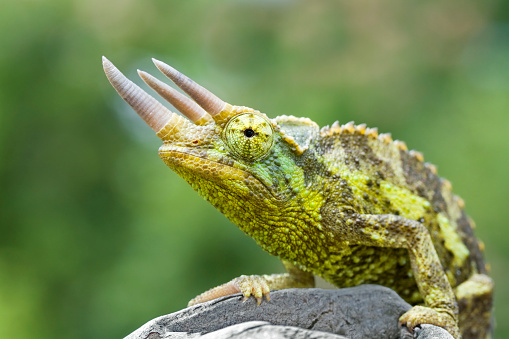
[1,0,508,337]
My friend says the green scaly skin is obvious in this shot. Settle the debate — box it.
[106,61,493,339]
[155,105,493,339]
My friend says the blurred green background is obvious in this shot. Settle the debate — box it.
[1,0,508,337]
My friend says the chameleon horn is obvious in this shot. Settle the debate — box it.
[137,70,212,125]
[102,57,191,140]
[152,59,227,118]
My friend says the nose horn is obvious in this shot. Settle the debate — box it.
[102,57,192,140]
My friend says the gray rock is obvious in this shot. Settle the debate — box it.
[125,285,452,339]
[415,324,454,339]
[200,321,348,339]
[136,321,347,339]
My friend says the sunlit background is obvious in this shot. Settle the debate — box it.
[1,0,508,337]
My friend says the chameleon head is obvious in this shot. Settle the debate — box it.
[103,57,320,244]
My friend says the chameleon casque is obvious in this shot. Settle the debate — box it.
[103,57,493,339]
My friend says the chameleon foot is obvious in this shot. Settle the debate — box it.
[399,306,460,339]
[188,275,271,306]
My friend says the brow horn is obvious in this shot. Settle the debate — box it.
[137,70,212,125]
[152,59,227,117]
[102,57,191,139]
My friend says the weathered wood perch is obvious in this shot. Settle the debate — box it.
[124,285,453,339]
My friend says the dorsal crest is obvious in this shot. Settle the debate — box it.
[274,115,319,155]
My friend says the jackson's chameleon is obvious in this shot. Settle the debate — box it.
[103,57,493,339]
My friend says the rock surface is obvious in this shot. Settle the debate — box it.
[125,285,454,339]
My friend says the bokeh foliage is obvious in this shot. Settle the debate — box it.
[1,0,508,337]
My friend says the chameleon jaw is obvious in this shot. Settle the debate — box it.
[159,149,249,182]
[159,146,284,204]
[159,147,268,191]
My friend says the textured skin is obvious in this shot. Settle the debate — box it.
[153,106,494,339]
[106,63,493,338]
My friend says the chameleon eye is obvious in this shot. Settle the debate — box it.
[223,113,274,161]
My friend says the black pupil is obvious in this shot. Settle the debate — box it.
[244,129,255,138]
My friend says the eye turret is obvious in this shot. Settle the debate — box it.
[223,113,274,161]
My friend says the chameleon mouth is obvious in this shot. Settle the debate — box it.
[159,149,249,180]
[158,148,276,200]
[159,147,270,187]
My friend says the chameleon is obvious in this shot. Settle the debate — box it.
[102,56,493,339]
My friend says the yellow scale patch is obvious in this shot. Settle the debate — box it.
[379,181,429,220]
[436,213,469,270]
[337,166,431,220]
[327,159,469,271]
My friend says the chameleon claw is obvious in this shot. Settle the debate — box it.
[233,275,272,305]
[399,306,460,339]
[188,274,274,306]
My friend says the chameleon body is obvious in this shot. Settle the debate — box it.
[103,57,493,339]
